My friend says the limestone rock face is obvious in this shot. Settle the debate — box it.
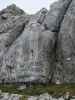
[0,4,56,83]
[1,0,75,83]
[0,5,30,82]
[44,0,72,32]
[2,17,56,83]
[56,0,75,83]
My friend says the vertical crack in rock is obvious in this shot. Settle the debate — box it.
[43,0,73,83]
[56,0,75,83]
[53,0,73,83]
[44,0,72,32]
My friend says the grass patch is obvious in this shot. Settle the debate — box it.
[0,84,75,99]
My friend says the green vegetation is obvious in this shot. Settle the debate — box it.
[20,95,28,100]
[0,84,75,100]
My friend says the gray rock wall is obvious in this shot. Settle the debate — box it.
[56,0,75,83]
[0,0,75,83]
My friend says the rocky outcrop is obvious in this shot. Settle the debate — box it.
[0,92,75,100]
[0,4,54,83]
[44,0,72,32]
[1,0,75,83]
[0,4,30,82]
[27,93,75,100]
[0,4,24,16]
[0,91,21,100]
[2,16,56,83]
[28,93,52,100]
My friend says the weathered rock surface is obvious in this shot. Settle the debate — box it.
[0,4,24,16]
[0,92,21,100]
[28,93,75,100]
[44,0,72,32]
[0,92,75,100]
[2,20,56,83]
[55,0,75,83]
[0,0,75,83]
[28,93,51,100]
[0,4,55,83]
